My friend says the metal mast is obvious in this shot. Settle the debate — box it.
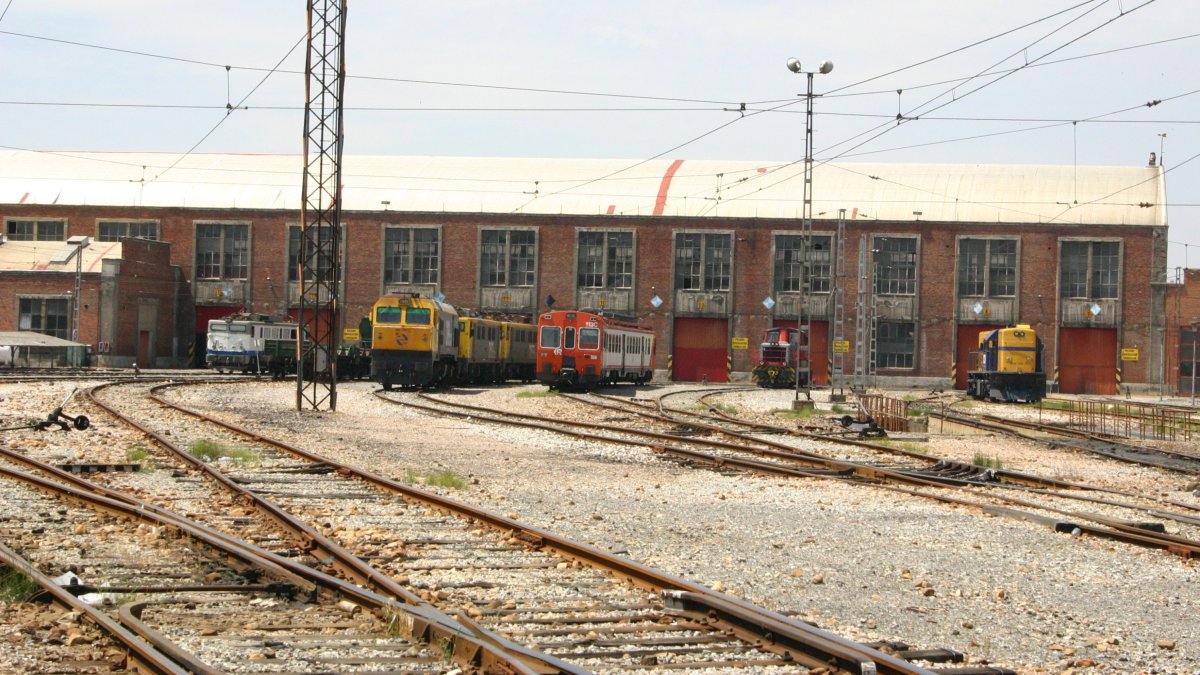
[297,0,347,411]
[794,69,816,402]
[852,234,872,392]
[830,209,847,398]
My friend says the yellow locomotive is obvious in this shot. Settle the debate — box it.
[966,324,1046,403]
[370,294,459,389]
[370,293,536,389]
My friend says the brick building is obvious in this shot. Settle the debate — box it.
[0,150,1178,393]
[1165,269,1200,397]
[0,234,190,367]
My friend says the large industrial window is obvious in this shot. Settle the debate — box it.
[876,320,915,369]
[6,219,65,241]
[958,239,1016,297]
[481,229,536,287]
[874,237,917,295]
[195,222,248,280]
[774,234,832,294]
[1060,241,1120,299]
[384,226,440,285]
[674,232,731,291]
[287,224,340,283]
[18,297,69,340]
[98,221,159,242]
[1181,328,1199,387]
[577,231,633,289]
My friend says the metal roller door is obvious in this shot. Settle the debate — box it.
[772,320,830,385]
[1058,327,1117,395]
[673,318,728,382]
[955,324,1004,390]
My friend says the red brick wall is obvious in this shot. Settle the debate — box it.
[1,203,1165,383]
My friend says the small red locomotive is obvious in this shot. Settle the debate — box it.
[536,310,655,389]
[751,326,809,388]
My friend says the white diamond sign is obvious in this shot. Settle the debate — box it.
[762,296,776,310]
[650,295,663,308]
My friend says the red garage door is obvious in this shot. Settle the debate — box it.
[772,320,830,385]
[673,318,728,383]
[955,324,1004,390]
[1058,327,1117,395]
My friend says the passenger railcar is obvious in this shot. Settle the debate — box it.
[536,310,655,389]
[751,326,809,388]
[502,321,537,382]
[206,315,299,376]
[966,324,1046,403]
[370,294,459,390]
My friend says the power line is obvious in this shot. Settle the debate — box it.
[719,0,1158,205]
[750,32,1200,104]
[143,34,305,184]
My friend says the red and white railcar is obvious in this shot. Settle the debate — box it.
[536,310,655,389]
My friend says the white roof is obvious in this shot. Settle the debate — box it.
[0,239,122,273]
[0,149,1165,226]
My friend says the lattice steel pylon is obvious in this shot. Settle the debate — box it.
[297,0,347,411]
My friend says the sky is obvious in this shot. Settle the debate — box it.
[2,1,1197,274]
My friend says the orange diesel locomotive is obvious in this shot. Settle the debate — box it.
[536,310,655,389]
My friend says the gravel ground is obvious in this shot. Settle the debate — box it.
[2,379,1198,674]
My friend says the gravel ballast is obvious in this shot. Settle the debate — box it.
[2,379,1197,674]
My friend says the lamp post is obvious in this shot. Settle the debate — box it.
[786,57,833,407]
[66,235,91,343]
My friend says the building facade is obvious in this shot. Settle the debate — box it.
[0,150,1180,393]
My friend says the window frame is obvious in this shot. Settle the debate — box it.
[17,296,70,339]
[876,320,915,369]
[576,229,634,290]
[674,231,732,292]
[957,238,1017,298]
[6,218,65,241]
[195,221,250,281]
[873,237,918,296]
[773,233,833,294]
[383,225,441,286]
[97,219,159,242]
[1059,240,1121,299]
[480,228,538,288]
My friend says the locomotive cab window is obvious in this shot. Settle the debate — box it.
[540,326,561,349]
[564,327,576,350]
[580,328,600,350]
[376,307,402,324]
[405,307,431,325]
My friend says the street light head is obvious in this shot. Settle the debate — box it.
[786,57,802,73]
[818,60,834,75]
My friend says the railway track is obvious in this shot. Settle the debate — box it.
[382,388,1200,561]
[0,450,509,674]
[66,379,970,674]
[930,407,1200,475]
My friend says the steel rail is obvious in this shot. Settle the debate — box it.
[640,392,1200,522]
[81,383,572,675]
[135,381,938,675]
[931,409,1200,476]
[0,536,193,675]
[0,445,557,675]
[402,390,1200,559]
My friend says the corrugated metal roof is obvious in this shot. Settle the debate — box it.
[0,239,122,273]
[0,150,1165,226]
